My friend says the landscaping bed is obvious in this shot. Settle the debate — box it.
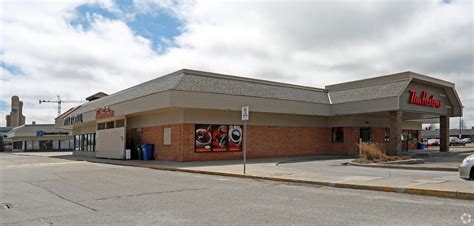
[353,143,423,165]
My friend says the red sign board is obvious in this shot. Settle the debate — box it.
[408,90,442,108]
[96,107,114,119]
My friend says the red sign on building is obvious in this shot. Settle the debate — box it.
[408,90,442,108]
[96,107,114,119]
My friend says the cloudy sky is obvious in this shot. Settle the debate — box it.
[0,0,472,127]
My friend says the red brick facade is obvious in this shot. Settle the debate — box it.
[136,124,419,162]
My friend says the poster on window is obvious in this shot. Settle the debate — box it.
[211,125,228,152]
[228,125,242,151]
[195,124,212,152]
[195,124,243,152]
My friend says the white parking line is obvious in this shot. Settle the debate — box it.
[1,161,86,168]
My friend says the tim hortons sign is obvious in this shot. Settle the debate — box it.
[96,107,114,119]
[408,90,442,108]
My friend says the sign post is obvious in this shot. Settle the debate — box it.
[241,106,249,174]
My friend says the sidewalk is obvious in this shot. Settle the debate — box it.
[56,154,474,200]
[348,149,474,172]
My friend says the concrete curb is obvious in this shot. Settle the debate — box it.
[409,150,474,157]
[76,158,473,201]
[347,161,458,172]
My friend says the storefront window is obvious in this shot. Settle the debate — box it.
[115,119,125,128]
[26,141,33,150]
[384,128,390,142]
[39,140,53,151]
[74,135,81,151]
[32,141,40,150]
[92,134,96,151]
[106,121,115,129]
[360,128,372,143]
[97,123,106,130]
[73,133,96,152]
[60,140,70,150]
[53,140,59,150]
[87,134,94,151]
[13,141,23,149]
[81,134,86,151]
[332,127,344,143]
[403,130,418,141]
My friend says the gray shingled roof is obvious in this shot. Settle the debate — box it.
[68,70,329,115]
[328,80,409,104]
[73,72,185,113]
[175,73,330,104]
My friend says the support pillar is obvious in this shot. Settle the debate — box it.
[388,111,402,156]
[440,115,450,152]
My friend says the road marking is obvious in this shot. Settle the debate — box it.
[1,161,86,168]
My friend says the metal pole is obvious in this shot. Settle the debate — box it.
[57,95,61,116]
[243,120,247,174]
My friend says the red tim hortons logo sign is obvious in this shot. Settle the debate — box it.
[408,90,442,108]
[96,107,114,119]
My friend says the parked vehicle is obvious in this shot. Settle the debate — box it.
[461,137,472,143]
[459,154,474,180]
[449,137,465,146]
[427,139,439,146]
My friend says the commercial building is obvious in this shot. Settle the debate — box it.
[8,124,73,151]
[0,127,13,151]
[55,69,463,161]
[421,128,474,140]
[6,96,26,127]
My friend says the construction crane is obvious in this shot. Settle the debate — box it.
[39,95,84,116]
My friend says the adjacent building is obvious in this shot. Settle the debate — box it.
[6,96,26,127]
[421,128,474,140]
[55,69,463,161]
[8,124,73,151]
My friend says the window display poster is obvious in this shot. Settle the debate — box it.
[195,124,212,152]
[211,125,228,152]
[195,124,243,152]
[228,125,242,151]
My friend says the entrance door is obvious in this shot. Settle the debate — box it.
[360,128,372,143]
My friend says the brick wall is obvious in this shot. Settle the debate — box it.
[329,127,360,156]
[180,125,335,162]
[141,125,183,161]
[139,123,419,162]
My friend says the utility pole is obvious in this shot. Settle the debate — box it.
[459,106,465,139]
[39,95,84,116]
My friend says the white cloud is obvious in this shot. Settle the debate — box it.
[0,0,472,127]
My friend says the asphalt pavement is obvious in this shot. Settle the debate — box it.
[1,153,473,225]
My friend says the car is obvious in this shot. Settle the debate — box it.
[462,137,472,143]
[449,137,465,146]
[427,139,439,146]
[459,154,474,180]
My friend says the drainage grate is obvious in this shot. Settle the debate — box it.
[2,203,12,209]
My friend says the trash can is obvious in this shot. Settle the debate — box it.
[417,142,426,150]
[141,144,154,160]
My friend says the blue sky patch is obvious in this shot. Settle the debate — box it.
[0,100,8,112]
[69,0,183,52]
[1,62,23,76]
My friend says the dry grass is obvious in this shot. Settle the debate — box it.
[355,143,411,163]
[357,143,387,161]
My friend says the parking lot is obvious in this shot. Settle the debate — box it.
[1,152,473,225]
